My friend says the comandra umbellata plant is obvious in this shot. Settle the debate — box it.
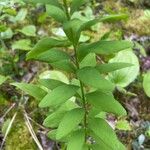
[12,0,134,149]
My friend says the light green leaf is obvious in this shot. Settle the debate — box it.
[89,118,125,150]
[67,130,85,150]
[18,25,36,37]
[56,108,85,139]
[15,8,27,22]
[12,39,32,51]
[77,67,114,91]
[11,83,47,100]
[39,70,69,84]
[116,120,131,131]
[86,91,127,116]
[46,4,67,23]
[143,72,150,97]
[39,84,79,108]
[26,37,70,60]
[80,53,96,68]
[0,75,7,85]
[0,28,13,39]
[96,63,133,74]
[108,49,139,87]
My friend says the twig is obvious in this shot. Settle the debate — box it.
[24,110,44,150]
[0,112,17,150]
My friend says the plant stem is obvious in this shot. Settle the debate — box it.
[63,0,88,142]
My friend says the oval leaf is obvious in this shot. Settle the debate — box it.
[46,4,67,23]
[108,49,139,87]
[86,91,127,116]
[26,37,70,60]
[11,83,47,100]
[77,40,133,61]
[96,63,133,74]
[67,130,85,150]
[56,108,85,139]
[143,72,150,97]
[77,67,114,91]
[39,84,79,108]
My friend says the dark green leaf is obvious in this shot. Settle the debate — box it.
[39,85,79,107]
[46,4,67,23]
[80,14,128,31]
[43,101,77,128]
[86,91,127,116]
[63,19,83,44]
[39,79,66,90]
[23,0,61,8]
[11,83,47,100]
[32,48,70,63]
[77,67,114,91]
[67,130,85,150]
[78,40,133,61]
[56,108,85,139]
[89,118,125,150]
[26,37,70,60]
[51,60,76,73]
[70,0,85,14]
[96,63,133,73]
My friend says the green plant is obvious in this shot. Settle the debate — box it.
[11,0,134,149]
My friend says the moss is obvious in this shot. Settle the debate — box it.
[5,116,37,150]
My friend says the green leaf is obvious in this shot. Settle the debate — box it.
[12,39,32,51]
[108,49,139,87]
[67,130,85,150]
[80,14,128,31]
[43,101,77,128]
[143,72,150,97]
[0,75,7,85]
[63,19,83,44]
[46,4,67,23]
[80,53,96,68]
[26,37,70,60]
[0,28,13,39]
[77,67,114,91]
[86,91,127,116]
[96,63,133,74]
[23,0,61,7]
[11,83,47,100]
[32,48,70,63]
[89,118,125,150]
[39,84,79,108]
[15,8,27,22]
[70,0,85,14]
[77,40,133,61]
[39,79,66,90]
[51,60,76,73]
[39,70,69,84]
[18,25,36,37]
[56,108,85,139]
